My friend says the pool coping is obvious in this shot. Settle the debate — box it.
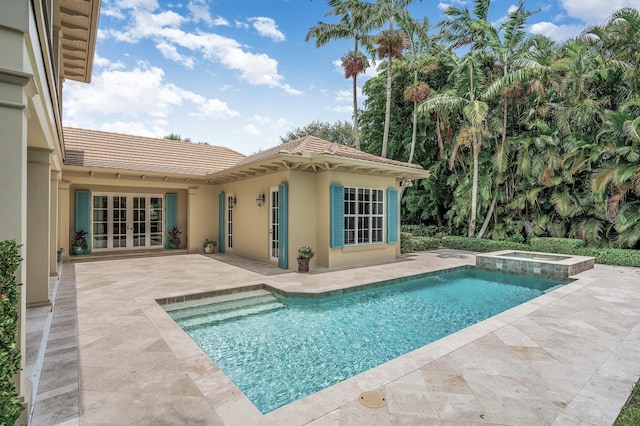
[143,259,600,424]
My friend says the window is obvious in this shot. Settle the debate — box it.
[344,188,384,245]
[227,195,234,249]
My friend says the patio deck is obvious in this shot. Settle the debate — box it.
[28,250,640,425]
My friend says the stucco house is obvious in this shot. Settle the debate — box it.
[61,127,430,270]
[0,0,428,420]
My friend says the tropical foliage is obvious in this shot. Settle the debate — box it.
[306,1,640,249]
[0,240,24,424]
[281,120,355,145]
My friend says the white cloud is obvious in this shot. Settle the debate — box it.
[211,16,230,26]
[100,6,299,94]
[93,54,126,70]
[156,41,195,68]
[188,0,212,24]
[64,65,239,125]
[529,21,584,41]
[242,124,261,135]
[194,99,241,119]
[235,20,249,29]
[249,17,285,42]
[560,0,637,24]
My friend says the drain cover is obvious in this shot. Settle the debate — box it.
[359,391,387,408]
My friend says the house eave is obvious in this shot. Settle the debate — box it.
[61,164,213,184]
[207,153,431,184]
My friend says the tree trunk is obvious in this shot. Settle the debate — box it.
[409,70,418,163]
[435,114,444,159]
[468,140,480,238]
[381,56,393,158]
[476,194,496,239]
[353,74,360,150]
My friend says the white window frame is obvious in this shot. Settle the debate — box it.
[344,187,384,245]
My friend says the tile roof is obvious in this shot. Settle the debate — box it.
[236,135,425,170]
[63,127,246,176]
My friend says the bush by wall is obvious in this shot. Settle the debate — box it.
[412,236,442,251]
[400,232,413,253]
[441,236,528,252]
[530,237,584,254]
[575,247,640,267]
[401,224,445,237]
[0,240,24,424]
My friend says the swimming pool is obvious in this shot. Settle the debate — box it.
[165,267,567,413]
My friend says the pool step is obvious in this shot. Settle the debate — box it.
[164,289,273,312]
[165,290,285,328]
[176,300,285,329]
[169,293,280,320]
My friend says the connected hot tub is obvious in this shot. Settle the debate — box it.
[476,250,595,279]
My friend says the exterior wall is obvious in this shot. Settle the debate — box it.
[187,185,218,253]
[216,171,292,264]
[61,172,201,254]
[288,170,319,268]
[27,148,52,307]
[0,0,63,419]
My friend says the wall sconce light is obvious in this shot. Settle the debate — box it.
[256,192,265,207]
[228,196,237,208]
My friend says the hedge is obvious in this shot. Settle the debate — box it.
[530,237,584,254]
[441,236,528,252]
[412,236,442,251]
[400,232,413,253]
[575,247,640,268]
[0,240,24,424]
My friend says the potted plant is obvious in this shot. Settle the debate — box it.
[203,239,216,254]
[57,248,64,262]
[168,226,181,249]
[71,230,88,255]
[297,245,314,272]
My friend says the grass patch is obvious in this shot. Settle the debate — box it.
[615,379,640,426]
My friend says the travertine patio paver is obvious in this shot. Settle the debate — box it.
[29,250,640,425]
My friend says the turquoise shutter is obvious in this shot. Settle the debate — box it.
[75,190,91,253]
[387,188,399,243]
[165,193,177,248]
[218,192,225,253]
[330,184,344,248]
[278,183,288,269]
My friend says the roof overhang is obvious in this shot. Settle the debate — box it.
[57,0,101,83]
[62,165,214,185]
[206,153,431,184]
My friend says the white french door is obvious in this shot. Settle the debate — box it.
[269,187,279,261]
[92,194,164,251]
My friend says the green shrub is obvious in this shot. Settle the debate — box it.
[0,240,24,424]
[411,236,442,251]
[401,224,444,237]
[576,247,640,267]
[441,236,528,252]
[400,232,413,253]
[530,237,584,254]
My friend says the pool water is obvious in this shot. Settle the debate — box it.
[169,268,565,413]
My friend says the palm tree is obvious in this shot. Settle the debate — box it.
[583,8,640,93]
[419,53,489,237]
[399,16,433,163]
[306,0,375,150]
[369,0,419,158]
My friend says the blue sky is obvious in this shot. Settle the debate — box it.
[63,0,638,155]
